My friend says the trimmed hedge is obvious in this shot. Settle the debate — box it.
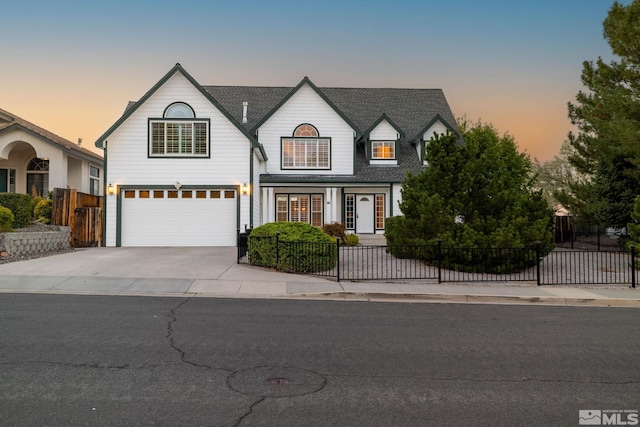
[0,193,33,228]
[249,222,337,273]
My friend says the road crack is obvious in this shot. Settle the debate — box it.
[166,297,234,373]
[234,396,265,427]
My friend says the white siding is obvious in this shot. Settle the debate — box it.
[422,120,448,140]
[392,183,403,217]
[419,120,449,159]
[257,84,355,176]
[104,72,251,246]
[369,120,399,140]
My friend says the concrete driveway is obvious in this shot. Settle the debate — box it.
[0,247,338,297]
[0,247,242,280]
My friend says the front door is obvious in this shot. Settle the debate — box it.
[0,169,7,192]
[356,195,374,234]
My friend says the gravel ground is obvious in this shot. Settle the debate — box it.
[0,223,75,265]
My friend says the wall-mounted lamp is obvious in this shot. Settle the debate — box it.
[241,183,249,195]
[107,183,115,196]
[174,182,182,190]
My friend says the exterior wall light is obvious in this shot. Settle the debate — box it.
[241,183,249,195]
[107,183,115,196]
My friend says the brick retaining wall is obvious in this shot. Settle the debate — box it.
[0,227,71,256]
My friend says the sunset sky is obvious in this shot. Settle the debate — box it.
[0,0,625,161]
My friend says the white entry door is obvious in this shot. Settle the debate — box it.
[356,195,375,234]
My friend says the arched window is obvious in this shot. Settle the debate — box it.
[164,102,195,119]
[150,102,209,157]
[282,124,330,169]
[293,124,319,137]
[27,157,49,197]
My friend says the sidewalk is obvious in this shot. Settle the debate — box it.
[0,247,637,307]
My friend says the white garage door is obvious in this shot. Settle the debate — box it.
[121,189,237,246]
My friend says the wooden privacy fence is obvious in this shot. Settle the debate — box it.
[51,188,103,247]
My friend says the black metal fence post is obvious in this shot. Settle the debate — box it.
[437,239,442,284]
[632,245,636,289]
[536,241,541,286]
[336,239,341,282]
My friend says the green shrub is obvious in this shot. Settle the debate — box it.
[0,193,32,228]
[0,206,14,232]
[322,222,346,244]
[34,199,52,224]
[345,234,359,246]
[30,196,44,218]
[249,222,337,273]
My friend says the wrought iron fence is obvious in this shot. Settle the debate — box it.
[237,234,638,287]
[539,249,634,285]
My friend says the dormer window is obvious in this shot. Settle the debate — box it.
[281,124,330,169]
[149,102,209,157]
[366,117,400,166]
[371,141,395,160]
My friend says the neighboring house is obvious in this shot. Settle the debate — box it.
[0,107,104,197]
[95,63,460,247]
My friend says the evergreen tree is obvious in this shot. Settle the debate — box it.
[386,120,554,273]
[564,0,640,227]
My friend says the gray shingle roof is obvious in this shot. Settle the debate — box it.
[205,82,459,184]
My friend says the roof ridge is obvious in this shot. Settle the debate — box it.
[0,107,102,160]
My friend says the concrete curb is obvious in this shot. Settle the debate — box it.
[293,292,640,308]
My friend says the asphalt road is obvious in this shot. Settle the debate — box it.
[0,294,638,426]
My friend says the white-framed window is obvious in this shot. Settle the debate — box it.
[149,102,209,157]
[281,124,330,169]
[275,194,324,226]
[372,141,395,159]
[26,157,49,197]
[89,166,100,195]
[345,194,355,229]
[375,194,385,229]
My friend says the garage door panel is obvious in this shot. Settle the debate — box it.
[121,189,236,247]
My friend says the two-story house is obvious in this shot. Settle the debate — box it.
[95,64,459,247]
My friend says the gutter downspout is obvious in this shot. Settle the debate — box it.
[249,144,254,229]
[102,140,107,247]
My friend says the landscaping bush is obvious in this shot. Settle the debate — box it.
[0,193,33,228]
[322,222,347,244]
[0,206,14,232]
[34,199,52,224]
[30,196,44,218]
[249,222,337,273]
[345,233,359,246]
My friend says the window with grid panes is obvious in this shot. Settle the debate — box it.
[281,124,330,169]
[375,194,385,229]
[149,102,208,157]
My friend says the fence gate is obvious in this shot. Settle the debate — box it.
[52,188,103,247]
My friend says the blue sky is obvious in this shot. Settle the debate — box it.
[0,0,625,160]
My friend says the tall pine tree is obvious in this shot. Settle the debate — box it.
[565,0,640,227]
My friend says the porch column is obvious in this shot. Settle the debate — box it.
[331,187,338,225]
[325,187,332,223]
[262,187,268,225]
[267,187,274,223]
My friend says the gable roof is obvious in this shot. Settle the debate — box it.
[94,63,266,159]
[361,113,406,141]
[0,107,102,161]
[207,81,460,183]
[205,83,459,143]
